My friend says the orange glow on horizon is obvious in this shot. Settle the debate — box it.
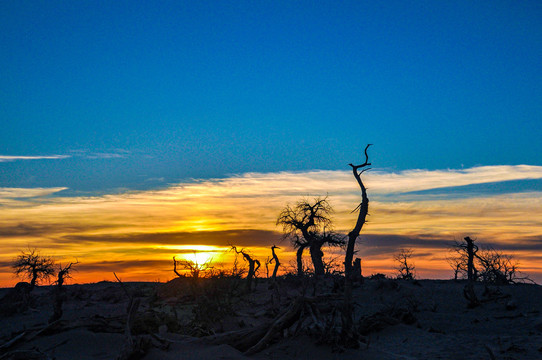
[1,166,542,287]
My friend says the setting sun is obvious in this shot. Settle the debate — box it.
[180,250,217,266]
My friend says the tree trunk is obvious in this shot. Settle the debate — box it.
[30,270,38,290]
[247,261,255,290]
[464,236,479,307]
[271,246,280,281]
[342,144,371,348]
[352,258,363,282]
[309,242,325,276]
[296,244,307,276]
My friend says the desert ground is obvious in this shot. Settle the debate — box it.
[1,275,542,360]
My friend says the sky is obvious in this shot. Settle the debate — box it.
[1,1,541,286]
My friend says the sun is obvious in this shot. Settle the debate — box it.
[168,244,226,265]
[183,251,215,265]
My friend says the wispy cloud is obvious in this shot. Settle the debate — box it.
[366,165,542,194]
[68,149,130,159]
[85,152,127,159]
[0,155,71,162]
[1,165,542,285]
[0,187,68,199]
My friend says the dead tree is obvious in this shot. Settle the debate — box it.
[12,248,55,290]
[394,248,415,280]
[172,256,182,277]
[277,197,344,276]
[49,261,78,323]
[172,254,213,279]
[449,239,530,285]
[269,245,280,281]
[476,247,532,284]
[352,258,363,283]
[341,143,372,348]
[449,238,478,281]
[295,242,309,276]
[446,252,465,281]
[230,246,260,291]
[462,236,479,307]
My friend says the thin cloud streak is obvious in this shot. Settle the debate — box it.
[0,187,68,199]
[1,165,542,285]
[0,155,71,162]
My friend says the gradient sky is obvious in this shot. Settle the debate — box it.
[1,1,542,286]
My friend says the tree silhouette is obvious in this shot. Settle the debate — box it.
[269,245,280,281]
[50,261,78,323]
[394,248,415,280]
[173,254,213,279]
[277,196,344,276]
[454,236,479,307]
[230,245,260,291]
[449,239,528,285]
[476,247,519,284]
[341,143,371,348]
[12,248,55,290]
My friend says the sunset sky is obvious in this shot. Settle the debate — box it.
[1,1,542,286]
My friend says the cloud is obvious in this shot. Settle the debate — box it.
[0,187,68,199]
[85,152,127,159]
[145,177,165,182]
[1,164,542,285]
[0,155,70,162]
[365,165,542,194]
[57,230,282,248]
[0,222,110,238]
[68,149,130,160]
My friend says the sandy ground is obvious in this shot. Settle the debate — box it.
[1,277,541,359]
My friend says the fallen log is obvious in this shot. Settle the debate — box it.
[203,325,269,352]
[244,296,304,355]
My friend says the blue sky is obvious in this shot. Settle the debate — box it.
[2,2,542,284]
[2,1,541,192]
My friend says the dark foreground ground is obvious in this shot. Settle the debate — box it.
[1,276,542,360]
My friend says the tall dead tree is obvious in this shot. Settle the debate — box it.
[277,197,344,276]
[231,246,260,291]
[341,143,371,348]
[462,236,479,307]
[344,144,371,279]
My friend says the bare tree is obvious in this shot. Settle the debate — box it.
[394,248,415,280]
[277,196,344,276]
[476,247,530,284]
[446,249,467,280]
[230,251,247,278]
[269,245,280,281]
[230,246,260,291]
[452,236,479,307]
[341,144,372,347]
[449,238,530,286]
[448,238,478,281]
[50,260,78,323]
[173,254,213,279]
[12,248,55,290]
